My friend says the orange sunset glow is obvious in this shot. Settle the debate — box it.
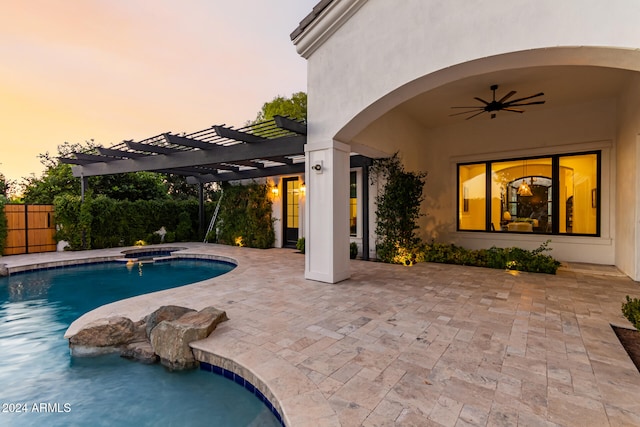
[0,1,315,184]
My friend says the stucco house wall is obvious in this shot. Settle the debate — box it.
[293,0,640,281]
[615,75,640,278]
[300,0,640,142]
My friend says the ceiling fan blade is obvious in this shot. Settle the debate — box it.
[465,110,486,120]
[508,100,546,107]
[506,92,544,104]
[450,109,484,117]
[474,97,490,105]
[503,108,525,113]
[451,106,487,109]
[498,90,516,103]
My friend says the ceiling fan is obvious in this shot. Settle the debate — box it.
[450,84,545,120]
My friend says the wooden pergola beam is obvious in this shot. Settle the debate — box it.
[163,133,217,150]
[59,157,95,165]
[71,136,305,177]
[260,155,294,165]
[213,125,267,143]
[97,147,147,158]
[274,115,307,135]
[187,163,306,184]
[126,141,179,155]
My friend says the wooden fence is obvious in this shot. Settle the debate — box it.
[3,205,56,255]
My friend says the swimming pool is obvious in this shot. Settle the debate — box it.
[0,259,282,426]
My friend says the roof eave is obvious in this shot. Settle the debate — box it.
[291,0,368,59]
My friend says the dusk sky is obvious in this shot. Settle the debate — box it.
[0,1,317,183]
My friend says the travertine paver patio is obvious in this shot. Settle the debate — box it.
[3,243,640,426]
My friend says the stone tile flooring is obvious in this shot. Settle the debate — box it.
[3,243,640,426]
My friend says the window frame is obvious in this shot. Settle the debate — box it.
[349,170,358,236]
[457,150,601,236]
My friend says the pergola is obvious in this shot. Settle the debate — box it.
[62,116,309,184]
[61,115,372,248]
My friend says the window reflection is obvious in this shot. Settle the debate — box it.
[459,163,486,230]
[492,158,552,233]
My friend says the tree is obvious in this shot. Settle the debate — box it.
[21,161,80,205]
[0,172,7,198]
[21,141,171,204]
[162,174,218,201]
[250,92,307,124]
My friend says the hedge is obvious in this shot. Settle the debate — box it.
[421,240,561,274]
[54,195,212,250]
[213,183,275,249]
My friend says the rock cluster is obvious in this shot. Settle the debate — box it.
[68,305,228,370]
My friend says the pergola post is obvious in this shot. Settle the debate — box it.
[80,175,88,202]
[198,183,205,240]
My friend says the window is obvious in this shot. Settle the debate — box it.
[350,171,357,236]
[287,179,299,229]
[458,163,486,230]
[458,152,599,236]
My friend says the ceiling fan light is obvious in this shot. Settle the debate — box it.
[451,85,546,120]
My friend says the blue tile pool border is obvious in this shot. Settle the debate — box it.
[199,361,285,427]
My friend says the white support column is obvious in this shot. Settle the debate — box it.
[304,139,351,283]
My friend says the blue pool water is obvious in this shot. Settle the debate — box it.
[0,259,281,426]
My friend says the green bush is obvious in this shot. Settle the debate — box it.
[176,211,193,242]
[54,194,87,250]
[54,195,209,250]
[350,241,358,259]
[146,232,163,245]
[422,240,561,274]
[622,296,640,330]
[370,153,427,264]
[217,183,274,249]
[296,237,305,254]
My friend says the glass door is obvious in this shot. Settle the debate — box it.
[283,178,299,248]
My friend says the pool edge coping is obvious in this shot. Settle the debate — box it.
[2,244,338,427]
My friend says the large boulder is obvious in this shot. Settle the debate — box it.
[121,341,158,364]
[69,316,136,356]
[145,305,196,338]
[150,307,228,370]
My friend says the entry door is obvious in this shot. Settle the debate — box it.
[283,178,299,248]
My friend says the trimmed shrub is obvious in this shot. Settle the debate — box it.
[350,242,358,259]
[422,240,561,274]
[622,296,640,330]
[217,183,274,249]
[54,195,209,250]
[54,194,88,250]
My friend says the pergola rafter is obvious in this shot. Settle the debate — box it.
[63,116,309,179]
